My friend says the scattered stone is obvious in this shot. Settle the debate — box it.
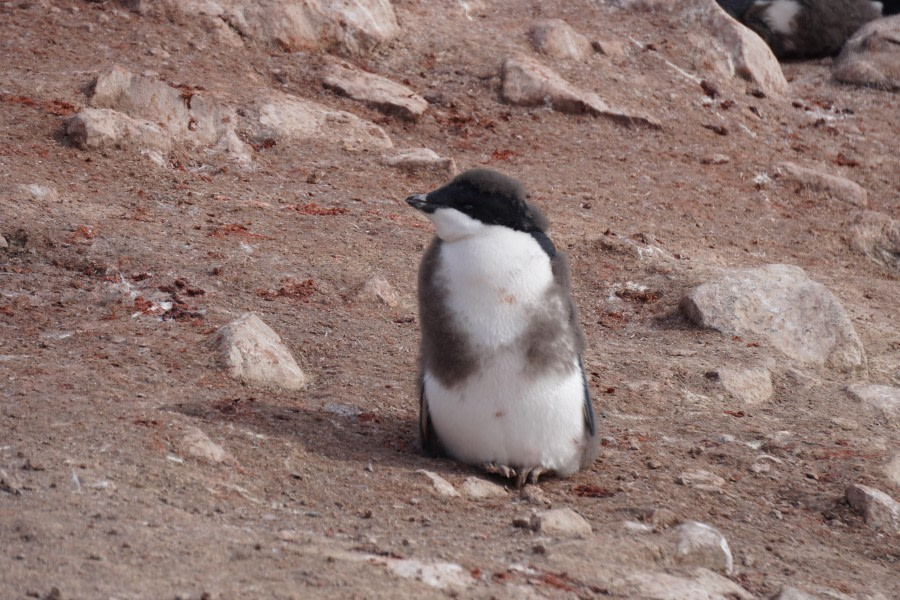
[355,275,401,308]
[520,484,552,505]
[528,19,591,61]
[681,264,867,373]
[531,508,592,537]
[500,55,661,128]
[209,313,307,390]
[591,38,626,57]
[614,568,754,600]
[830,417,859,431]
[700,153,730,165]
[708,366,773,404]
[623,520,654,534]
[833,15,900,90]
[381,556,474,591]
[777,162,868,208]
[382,148,457,177]
[846,384,900,422]
[322,60,427,120]
[67,108,174,153]
[251,92,392,151]
[179,426,237,466]
[460,477,507,499]
[19,184,60,203]
[849,211,900,275]
[845,484,900,533]
[676,469,725,492]
[774,586,818,600]
[0,468,23,495]
[885,454,900,488]
[0,235,7,250]
[670,521,734,574]
[416,469,459,498]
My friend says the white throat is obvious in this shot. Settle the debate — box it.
[425,207,487,242]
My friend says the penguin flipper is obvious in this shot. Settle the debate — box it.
[579,357,596,437]
[418,376,448,458]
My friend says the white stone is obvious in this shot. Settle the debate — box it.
[460,477,507,499]
[676,469,726,492]
[774,587,818,600]
[500,55,661,128]
[681,264,867,373]
[382,148,456,176]
[210,313,307,390]
[67,108,174,153]
[20,184,60,202]
[833,15,900,91]
[179,425,237,465]
[529,19,591,61]
[846,384,900,422]
[322,60,427,120]
[416,469,459,498]
[712,366,773,404]
[849,211,900,275]
[615,568,754,600]
[671,521,734,574]
[777,162,868,208]
[532,508,592,537]
[845,484,900,533]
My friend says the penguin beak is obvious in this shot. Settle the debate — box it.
[406,193,436,213]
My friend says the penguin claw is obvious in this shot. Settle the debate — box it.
[481,462,516,479]
[481,463,550,488]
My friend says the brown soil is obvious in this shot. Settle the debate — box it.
[1,1,898,599]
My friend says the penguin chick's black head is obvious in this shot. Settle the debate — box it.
[406,168,549,233]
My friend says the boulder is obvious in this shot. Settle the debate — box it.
[845,483,900,533]
[681,264,867,373]
[67,108,174,153]
[670,522,734,574]
[322,60,428,120]
[777,162,868,208]
[529,19,591,60]
[846,383,900,422]
[709,366,773,404]
[614,568,753,600]
[849,210,900,275]
[833,15,900,90]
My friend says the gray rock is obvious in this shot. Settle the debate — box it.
[179,425,237,466]
[67,108,174,153]
[676,469,726,492]
[460,477,507,499]
[0,235,7,250]
[846,384,900,422]
[845,483,900,533]
[849,211,900,275]
[382,148,457,177]
[322,60,427,120]
[416,469,460,498]
[670,522,733,574]
[710,366,773,404]
[886,454,900,488]
[774,586,819,600]
[614,568,754,600]
[681,264,867,373]
[833,15,900,90]
[210,313,307,390]
[532,508,592,537]
[777,162,868,208]
[355,275,401,308]
[252,92,392,151]
[500,55,661,128]
[529,19,591,61]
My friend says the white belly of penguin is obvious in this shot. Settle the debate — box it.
[424,226,586,473]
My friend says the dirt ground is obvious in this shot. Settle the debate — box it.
[1,1,898,598]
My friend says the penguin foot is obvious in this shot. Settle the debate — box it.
[481,462,516,480]
[481,463,551,488]
[516,467,549,489]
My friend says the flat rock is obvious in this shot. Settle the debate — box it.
[833,15,900,90]
[416,469,459,498]
[382,148,456,177]
[849,210,900,275]
[677,469,726,492]
[774,587,818,600]
[460,477,507,499]
[845,483,900,533]
[681,264,867,373]
[846,384,900,422]
[322,61,427,120]
[529,19,591,60]
[179,425,237,466]
[614,568,754,600]
[777,162,868,208]
[500,55,661,128]
[710,366,773,404]
[670,521,734,574]
[532,508,592,537]
[67,108,174,153]
[210,313,307,390]
[252,92,392,151]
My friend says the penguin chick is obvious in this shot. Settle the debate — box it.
[742,0,882,58]
[406,169,597,487]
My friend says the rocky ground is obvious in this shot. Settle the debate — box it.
[1,1,898,599]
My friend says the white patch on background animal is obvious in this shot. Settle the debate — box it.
[762,0,801,34]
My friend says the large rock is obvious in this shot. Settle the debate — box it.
[168,0,399,55]
[710,366,773,404]
[500,55,661,128]
[670,522,734,574]
[67,108,173,153]
[845,483,900,533]
[681,264,867,373]
[833,15,900,90]
[777,162,868,208]
[251,92,393,150]
[846,384,900,422]
[210,313,307,390]
[528,19,591,60]
[613,568,753,600]
[849,211,900,275]
[322,60,428,120]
